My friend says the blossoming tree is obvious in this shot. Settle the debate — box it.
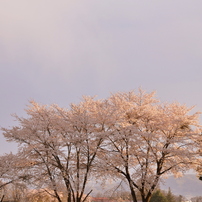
[1,89,201,202]
[2,98,110,202]
[99,89,201,202]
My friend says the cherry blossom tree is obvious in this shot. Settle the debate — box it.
[99,89,201,202]
[1,89,201,202]
[0,153,31,201]
[0,153,30,189]
[0,153,17,189]
[2,97,109,202]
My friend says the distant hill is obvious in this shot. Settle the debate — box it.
[161,174,202,199]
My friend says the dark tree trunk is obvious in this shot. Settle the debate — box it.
[140,188,153,202]
[130,187,138,202]
[127,179,138,202]
[50,187,62,202]
[0,195,4,202]
[67,192,71,202]
[141,196,151,202]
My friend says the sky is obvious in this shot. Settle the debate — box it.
[1,0,202,154]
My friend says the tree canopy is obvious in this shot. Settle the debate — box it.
[1,89,201,202]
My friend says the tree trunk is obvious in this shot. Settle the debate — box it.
[0,195,4,202]
[141,191,152,202]
[130,188,138,202]
[141,197,150,202]
[127,180,138,202]
[68,191,71,202]
[53,190,62,202]
[76,197,81,202]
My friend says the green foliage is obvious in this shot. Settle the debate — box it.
[150,190,168,202]
[166,187,176,202]
[150,188,188,202]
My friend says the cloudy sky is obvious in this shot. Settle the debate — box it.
[1,0,202,154]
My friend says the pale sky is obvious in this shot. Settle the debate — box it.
[1,1,202,154]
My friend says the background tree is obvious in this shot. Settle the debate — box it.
[0,153,21,189]
[2,182,28,202]
[150,189,168,202]
[26,188,64,202]
[191,196,202,202]
[176,194,187,202]
[0,152,31,202]
[166,187,176,202]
